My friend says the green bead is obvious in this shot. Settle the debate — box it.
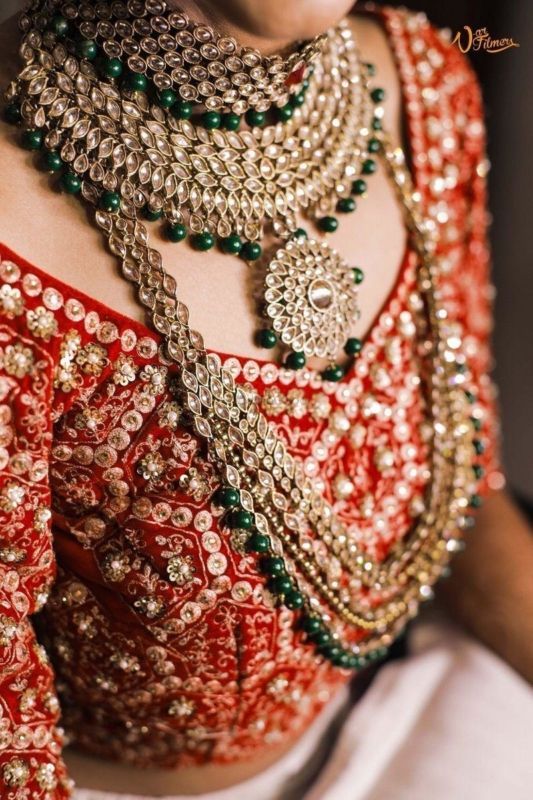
[277,104,293,122]
[337,197,356,213]
[302,79,310,90]
[247,533,271,553]
[318,216,338,233]
[455,362,467,374]
[143,206,163,222]
[368,137,381,153]
[469,494,482,509]
[470,416,482,432]
[99,190,121,213]
[77,39,98,61]
[22,129,43,151]
[221,112,241,131]
[49,15,69,37]
[464,390,476,404]
[351,178,367,196]
[321,644,342,661]
[473,439,485,456]
[4,104,21,125]
[202,111,222,129]
[60,172,81,194]
[362,158,377,175]
[231,510,253,530]
[261,556,286,577]
[167,222,187,242]
[371,87,386,103]
[191,231,215,251]
[171,100,193,120]
[125,71,148,92]
[322,364,344,382]
[291,228,308,240]
[215,487,240,508]
[158,88,177,108]
[240,241,262,261]
[290,91,306,108]
[337,652,351,668]
[102,57,123,79]
[344,337,363,356]
[245,109,266,127]
[285,351,306,370]
[270,575,293,595]
[366,62,376,76]
[285,590,304,610]
[220,234,242,255]
[372,117,382,131]
[257,329,277,349]
[301,615,322,635]
[473,464,485,480]
[311,630,332,647]
[353,267,365,285]
[42,150,63,172]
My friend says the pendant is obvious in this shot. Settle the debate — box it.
[263,237,361,360]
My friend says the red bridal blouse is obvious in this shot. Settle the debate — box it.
[0,8,502,798]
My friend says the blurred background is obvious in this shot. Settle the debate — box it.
[1,0,531,500]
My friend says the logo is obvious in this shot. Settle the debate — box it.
[452,26,520,54]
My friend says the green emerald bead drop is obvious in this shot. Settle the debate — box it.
[191,231,215,251]
[366,62,376,76]
[368,137,381,153]
[143,206,163,222]
[290,91,306,108]
[277,104,293,122]
[318,216,338,233]
[370,87,386,103]
[247,533,271,553]
[167,222,187,242]
[171,100,193,120]
[344,337,363,356]
[245,109,266,127]
[102,57,123,79]
[261,556,286,577]
[49,15,69,37]
[158,88,177,108]
[220,234,242,255]
[126,71,148,92]
[301,616,322,635]
[353,267,364,284]
[202,111,222,129]
[215,487,240,508]
[362,158,377,175]
[231,510,253,530]
[240,241,262,261]
[270,575,293,595]
[285,351,306,370]
[473,464,484,480]
[464,390,476,404]
[469,494,482,509]
[99,191,121,213]
[322,364,344,382]
[473,439,485,456]
[60,172,81,194]
[337,197,356,213]
[4,104,21,125]
[77,39,98,61]
[42,150,63,172]
[311,630,331,647]
[22,129,43,151]
[470,416,482,432]
[257,329,277,349]
[221,113,241,130]
[372,117,382,131]
[351,178,367,196]
[291,228,308,240]
[285,590,304,610]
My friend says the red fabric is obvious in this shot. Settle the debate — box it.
[0,8,502,797]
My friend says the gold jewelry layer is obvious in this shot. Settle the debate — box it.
[5,9,476,658]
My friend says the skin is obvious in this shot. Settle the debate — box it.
[0,1,531,794]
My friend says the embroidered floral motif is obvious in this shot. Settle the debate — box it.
[137,451,166,482]
[140,364,168,395]
[0,343,34,377]
[0,283,23,317]
[167,555,196,585]
[26,305,58,340]
[76,342,108,376]
[112,353,137,385]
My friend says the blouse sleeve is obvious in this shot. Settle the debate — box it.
[0,258,71,797]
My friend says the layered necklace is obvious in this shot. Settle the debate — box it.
[4,0,482,670]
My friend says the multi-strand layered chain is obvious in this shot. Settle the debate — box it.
[3,0,483,669]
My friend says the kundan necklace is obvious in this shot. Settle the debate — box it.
[4,0,484,671]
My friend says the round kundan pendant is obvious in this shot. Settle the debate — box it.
[263,238,361,360]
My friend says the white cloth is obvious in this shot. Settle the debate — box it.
[73,619,533,800]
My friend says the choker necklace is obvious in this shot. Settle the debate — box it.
[4,0,483,671]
